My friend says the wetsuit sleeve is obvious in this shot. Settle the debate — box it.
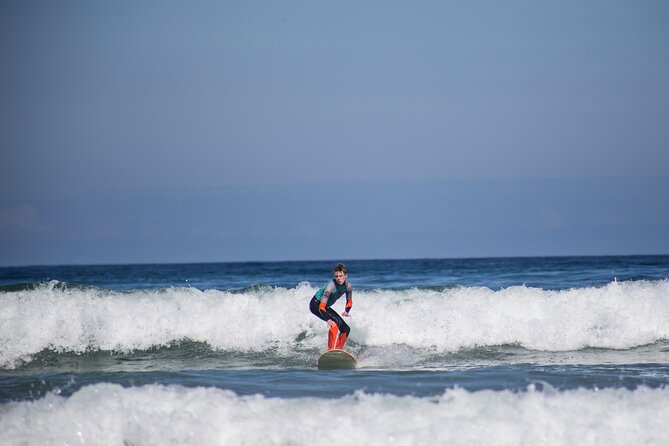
[345,282,353,313]
[319,283,334,314]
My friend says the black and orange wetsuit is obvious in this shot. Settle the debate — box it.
[309,279,353,350]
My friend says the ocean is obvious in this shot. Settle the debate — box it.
[1,256,668,445]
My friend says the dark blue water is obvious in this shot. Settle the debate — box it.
[2,255,667,291]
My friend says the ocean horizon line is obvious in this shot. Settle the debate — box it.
[2,252,668,270]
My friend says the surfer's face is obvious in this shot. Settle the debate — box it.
[334,271,347,285]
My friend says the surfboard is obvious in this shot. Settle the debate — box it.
[317,349,357,370]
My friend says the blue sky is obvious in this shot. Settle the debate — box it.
[1,1,668,266]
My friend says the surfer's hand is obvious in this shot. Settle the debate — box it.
[342,311,350,317]
[327,320,336,328]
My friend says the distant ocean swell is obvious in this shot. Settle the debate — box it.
[1,280,669,369]
[1,384,668,446]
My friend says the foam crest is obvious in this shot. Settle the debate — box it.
[0,281,322,369]
[353,280,669,352]
[1,384,668,445]
[1,280,668,369]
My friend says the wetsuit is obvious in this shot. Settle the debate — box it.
[309,279,353,337]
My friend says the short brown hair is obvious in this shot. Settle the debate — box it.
[333,263,348,274]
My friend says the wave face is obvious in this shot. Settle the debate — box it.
[1,280,669,369]
[1,384,668,446]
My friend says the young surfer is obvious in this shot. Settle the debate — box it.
[309,263,353,350]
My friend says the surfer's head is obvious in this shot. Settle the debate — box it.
[333,263,348,285]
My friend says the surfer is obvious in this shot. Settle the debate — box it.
[309,263,353,350]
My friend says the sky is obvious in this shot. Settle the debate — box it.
[1,0,668,266]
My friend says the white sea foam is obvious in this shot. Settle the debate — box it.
[1,280,669,369]
[0,384,668,446]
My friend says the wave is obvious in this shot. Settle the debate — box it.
[1,280,669,369]
[1,384,668,445]
[0,281,80,293]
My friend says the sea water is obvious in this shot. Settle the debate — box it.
[1,256,668,445]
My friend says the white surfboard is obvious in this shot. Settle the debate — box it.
[317,349,357,370]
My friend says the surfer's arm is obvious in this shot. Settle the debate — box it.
[343,285,352,316]
[318,285,333,316]
[319,298,337,328]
